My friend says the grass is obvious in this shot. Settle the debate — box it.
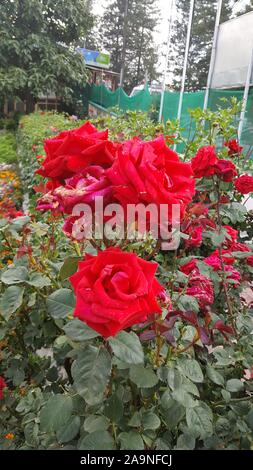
[0,131,17,164]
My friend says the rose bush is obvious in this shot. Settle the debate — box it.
[1,106,253,451]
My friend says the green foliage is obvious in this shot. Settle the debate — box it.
[0,132,17,164]
[0,0,93,105]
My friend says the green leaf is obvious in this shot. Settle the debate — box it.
[213,348,235,366]
[167,368,182,390]
[178,359,204,383]
[40,395,73,432]
[104,393,124,423]
[161,399,185,429]
[79,431,115,450]
[1,266,28,284]
[83,415,110,433]
[176,433,195,450]
[24,422,39,447]
[141,411,161,430]
[186,402,213,439]
[0,286,24,319]
[63,318,99,342]
[211,230,226,247]
[27,273,51,288]
[177,294,199,313]
[220,202,247,224]
[129,364,158,388]
[226,379,244,393]
[206,365,224,386]
[56,416,80,443]
[128,412,142,427]
[109,331,144,364]
[71,346,111,405]
[172,388,196,408]
[46,288,75,319]
[60,256,80,281]
[247,409,253,432]
[119,431,144,450]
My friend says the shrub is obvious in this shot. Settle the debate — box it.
[0,132,17,164]
[0,105,253,450]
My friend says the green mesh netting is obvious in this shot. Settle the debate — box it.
[88,84,253,146]
[90,84,160,111]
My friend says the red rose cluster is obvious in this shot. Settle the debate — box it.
[191,143,253,196]
[36,123,195,238]
[70,247,163,337]
[191,145,237,181]
[181,223,253,302]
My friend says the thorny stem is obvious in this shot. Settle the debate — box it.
[214,177,238,337]
[212,394,253,407]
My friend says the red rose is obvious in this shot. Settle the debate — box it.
[106,136,195,219]
[37,166,113,214]
[185,226,203,248]
[180,259,198,275]
[234,175,253,194]
[191,146,218,178]
[204,255,222,271]
[224,266,241,286]
[247,256,253,267]
[70,247,163,337]
[224,139,243,156]
[36,122,117,183]
[186,273,214,308]
[0,376,7,400]
[215,159,237,182]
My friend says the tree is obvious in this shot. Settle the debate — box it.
[99,0,159,92]
[0,0,94,110]
[236,0,253,14]
[170,0,233,91]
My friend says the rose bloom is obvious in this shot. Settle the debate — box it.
[212,249,235,265]
[37,166,113,215]
[185,226,203,248]
[186,273,214,308]
[0,376,7,400]
[191,146,218,178]
[180,259,198,275]
[247,256,253,267]
[224,266,241,286]
[36,122,118,183]
[70,247,163,337]
[224,139,243,156]
[214,159,237,182]
[106,136,195,220]
[234,175,253,194]
[204,255,222,271]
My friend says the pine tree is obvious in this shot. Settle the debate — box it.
[98,0,159,92]
[170,0,233,91]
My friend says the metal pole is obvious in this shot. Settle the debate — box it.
[119,0,129,88]
[203,0,223,111]
[159,0,174,123]
[238,47,253,142]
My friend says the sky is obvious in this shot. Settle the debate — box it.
[92,0,251,77]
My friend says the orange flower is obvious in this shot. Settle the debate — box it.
[5,433,14,440]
